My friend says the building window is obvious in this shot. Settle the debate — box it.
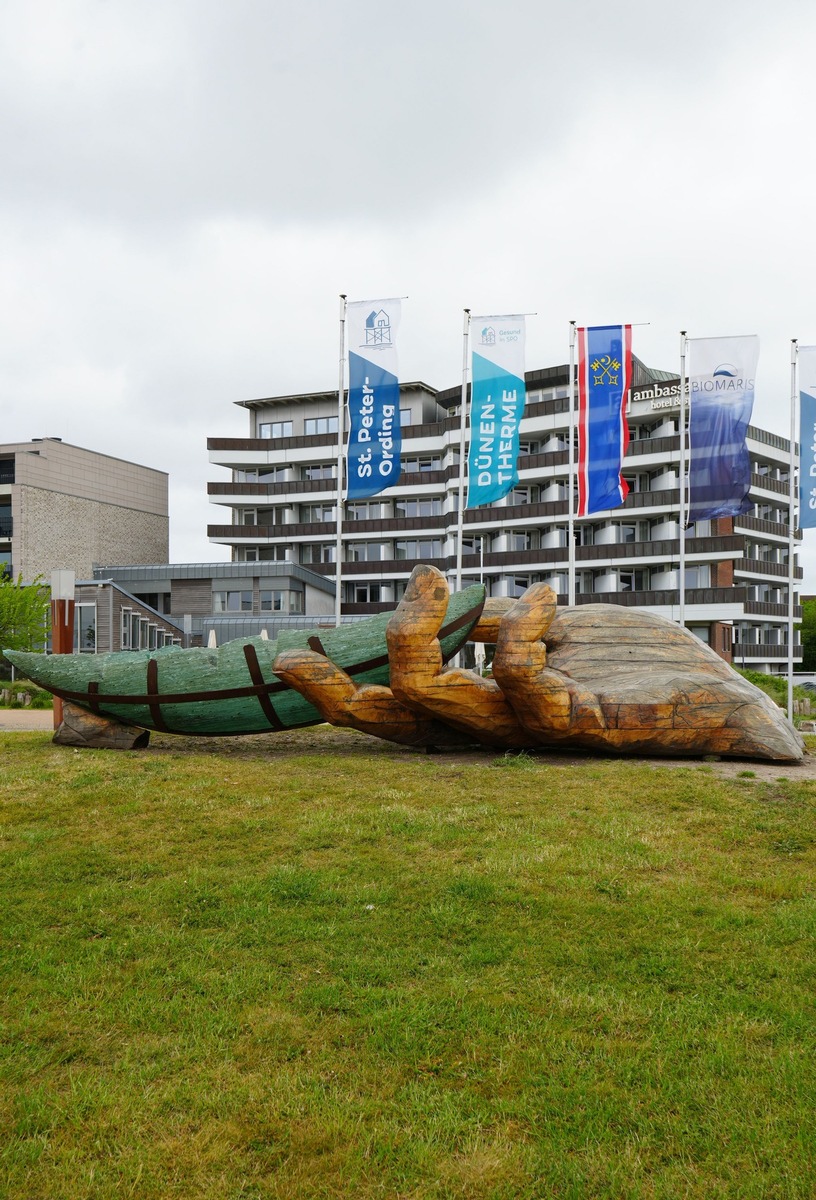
[507,485,539,505]
[300,543,335,564]
[213,590,253,613]
[508,530,537,552]
[303,463,336,480]
[347,583,382,604]
[619,569,647,592]
[400,408,412,426]
[395,497,443,518]
[258,420,293,439]
[395,539,443,560]
[234,466,289,483]
[258,546,291,561]
[401,456,442,473]
[347,542,389,562]
[305,416,339,436]
[120,608,132,649]
[300,503,336,523]
[507,577,530,597]
[348,500,389,519]
[685,565,710,589]
[260,589,303,613]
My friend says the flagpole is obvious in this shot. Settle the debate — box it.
[788,339,798,723]
[568,320,577,605]
[455,308,471,592]
[679,331,688,628]
[334,294,347,627]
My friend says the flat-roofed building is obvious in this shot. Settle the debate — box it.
[0,438,168,581]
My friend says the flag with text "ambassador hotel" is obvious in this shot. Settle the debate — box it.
[577,325,633,516]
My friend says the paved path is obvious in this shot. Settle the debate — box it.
[0,708,54,731]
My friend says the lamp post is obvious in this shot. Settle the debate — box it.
[50,569,75,730]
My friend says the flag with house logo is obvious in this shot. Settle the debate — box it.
[346,299,402,500]
[687,335,758,523]
[577,325,633,515]
[467,316,527,508]
[799,345,816,529]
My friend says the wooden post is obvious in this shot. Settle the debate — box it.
[50,570,75,730]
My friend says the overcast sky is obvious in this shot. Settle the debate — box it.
[3,0,816,578]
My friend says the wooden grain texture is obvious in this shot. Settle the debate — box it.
[278,568,805,763]
[54,702,151,749]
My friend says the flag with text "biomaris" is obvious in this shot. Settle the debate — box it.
[799,345,816,529]
[346,299,402,500]
[577,325,633,516]
[466,316,526,508]
[687,334,758,523]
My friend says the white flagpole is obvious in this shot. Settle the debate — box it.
[334,294,347,628]
[455,308,471,592]
[679,331,688,628]
[787,339,798,723]
[568,321,577,605]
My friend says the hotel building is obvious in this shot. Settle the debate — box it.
[206,359,801,672]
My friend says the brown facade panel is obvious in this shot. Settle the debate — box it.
[170,578,213,617]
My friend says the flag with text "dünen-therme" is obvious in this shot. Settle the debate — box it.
[466,316,526,508]
[346,299,402,500]
[577,325,632,516]
[687,335,758,524]
[799,345,816,529]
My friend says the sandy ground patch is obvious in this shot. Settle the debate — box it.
[2,713,813,783]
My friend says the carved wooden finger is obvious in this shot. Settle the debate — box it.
[386,565,535,748]
[272,648,469,747]
[493,584,605,739]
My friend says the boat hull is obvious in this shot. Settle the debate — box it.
[4,585,485,736]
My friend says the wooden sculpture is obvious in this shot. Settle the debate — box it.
[274,565,805,762]
[4,565,804,762]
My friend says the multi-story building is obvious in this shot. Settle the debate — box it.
[0,438,169,581]
[207,360,802,673]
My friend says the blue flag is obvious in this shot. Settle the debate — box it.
[577,325,632,515]
[467,316,526,508]
[799,346,816,529]
[346,300,401,500]
[687,335,758,524]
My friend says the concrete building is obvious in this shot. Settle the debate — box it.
[0,438,168,581]
[91,560,335,646]
[207,359,802,673]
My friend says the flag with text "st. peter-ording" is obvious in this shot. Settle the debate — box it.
[687,334,758,523]
[577,325,633,516]
[346,299,402,500]
[799,345,816,529]
[466,316,527,508]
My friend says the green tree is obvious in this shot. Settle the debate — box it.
[796,597,816,672]
[0,575,50,658]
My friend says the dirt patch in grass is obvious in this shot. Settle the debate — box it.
[144,723,816,785]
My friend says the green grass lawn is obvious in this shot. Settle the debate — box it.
[1,728,814,1199]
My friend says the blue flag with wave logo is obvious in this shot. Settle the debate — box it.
[687,335,758,524]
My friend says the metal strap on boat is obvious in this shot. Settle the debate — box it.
[146,659,170,732]
[243,644,285,730]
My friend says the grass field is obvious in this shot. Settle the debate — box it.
[1,728,814,1199]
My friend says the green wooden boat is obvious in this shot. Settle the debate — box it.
[4,584,485,736]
